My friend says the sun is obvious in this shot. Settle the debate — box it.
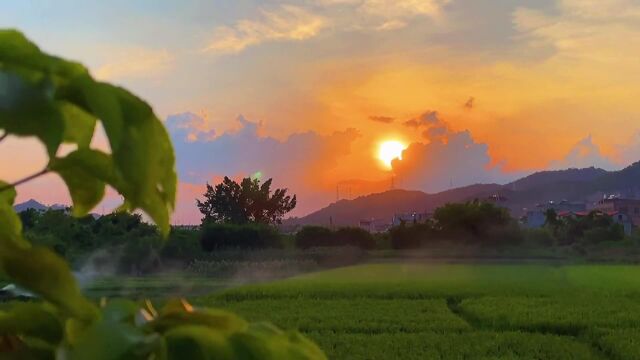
[378,140,406,169]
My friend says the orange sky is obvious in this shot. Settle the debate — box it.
[2,0,640,222]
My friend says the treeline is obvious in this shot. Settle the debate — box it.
[20,208,202,274]
[388,201,634,249]
[19,200,639,275]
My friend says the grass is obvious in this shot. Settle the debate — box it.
[191,263,640,359]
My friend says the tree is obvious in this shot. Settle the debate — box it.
[197,176,297,225]
[0,30,324,359]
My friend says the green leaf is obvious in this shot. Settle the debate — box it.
[49,150,113,216]
[0,71,64,155]
[60,102,96,148]
[0,303,63,345]
[69,321,160,360]
[230,323,327,360]
[0,181,23,245]
[0,246,97,321]
[0,30,88,79]
[151,305,247,335]
[164,325,235,360]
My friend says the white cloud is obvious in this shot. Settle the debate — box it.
[166,113,359,215]
[203,5,326,54]
[392,112,519,192]
[614,130,640,166]
[549,135,617,170]
[93,47,174,81]
[513,1,640,65]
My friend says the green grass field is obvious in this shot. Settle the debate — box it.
[193,264,640,359]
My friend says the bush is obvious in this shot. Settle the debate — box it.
[161,227,204,261]
[118,236,163,274]
[200,223,282,251]
[335,227,375,250]
[522,228,555,247]
[389,223,433,249]
[295,226,375,250]
[295,226,334,249]
[582,225,625,244]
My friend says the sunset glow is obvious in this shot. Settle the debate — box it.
[378,140,406,169]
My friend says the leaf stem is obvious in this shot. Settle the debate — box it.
[0,168,50,193]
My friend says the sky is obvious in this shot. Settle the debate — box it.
[2,0,640,223]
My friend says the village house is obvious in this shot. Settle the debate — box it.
[593,197,640,227]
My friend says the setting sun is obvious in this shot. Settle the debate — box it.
[378,140,407,169]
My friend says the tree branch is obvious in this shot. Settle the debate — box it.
[0,168,49,193]
[0,133,8,144]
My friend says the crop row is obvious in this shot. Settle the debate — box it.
[201,298,470,333]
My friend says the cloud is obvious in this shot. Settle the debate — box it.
[203,5,326,54]
[464,96,474,110]
[93,47,174,81]
[403,110,442,128]
[549,135,617,170]
[358,0,450,20]
[392,112,519,193]
[316,0,449,31]
[368,115,395,123]
[613,130,640,166]
[513,0,640,65]
[166,113,359,216]
[165,112,216,142]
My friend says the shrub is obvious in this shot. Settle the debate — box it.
[334,227,376,250]
[522,228,555,247]
[295,226,334,249]
[118,236,163,274]
[389,223,433,249]
[161,227,204,261]
[200,223,282,251]
[295,226,375,250]
[582,225,625,244]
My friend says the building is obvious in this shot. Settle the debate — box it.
[593,197,640,227]
[358,218,391,233]
[524,200,587,228]
[391,212,431,227]
[557,210,634,235]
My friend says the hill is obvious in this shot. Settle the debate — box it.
[14,199,68,213]
[292,162,640,226]
[292,184,502,226]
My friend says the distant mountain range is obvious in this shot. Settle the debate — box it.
[13,199,67,213]
[289,162,640,226]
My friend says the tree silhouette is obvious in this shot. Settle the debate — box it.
[197,176,297,225]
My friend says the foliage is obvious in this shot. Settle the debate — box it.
[200,223,282,251]
[294,226,374,250]
[197,176,296,225]
[433,200,516,243]
[160,227,204,262]
[546,210,625,245]
[388,201,521,248]
[388,222,433,249]
[0,30,323,359]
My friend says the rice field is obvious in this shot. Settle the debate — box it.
[193,264,640,359]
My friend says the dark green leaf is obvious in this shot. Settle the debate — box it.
[164,325,235,360]
[0,246,97,321]
[0,303,63,345]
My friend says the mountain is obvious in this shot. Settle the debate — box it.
[13,199,67,213]
[292,162,640,226]
[291,184,502,226]
[506,167,608,192]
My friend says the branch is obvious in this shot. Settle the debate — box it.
[0,168,49,193]
[0,133,8,144]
